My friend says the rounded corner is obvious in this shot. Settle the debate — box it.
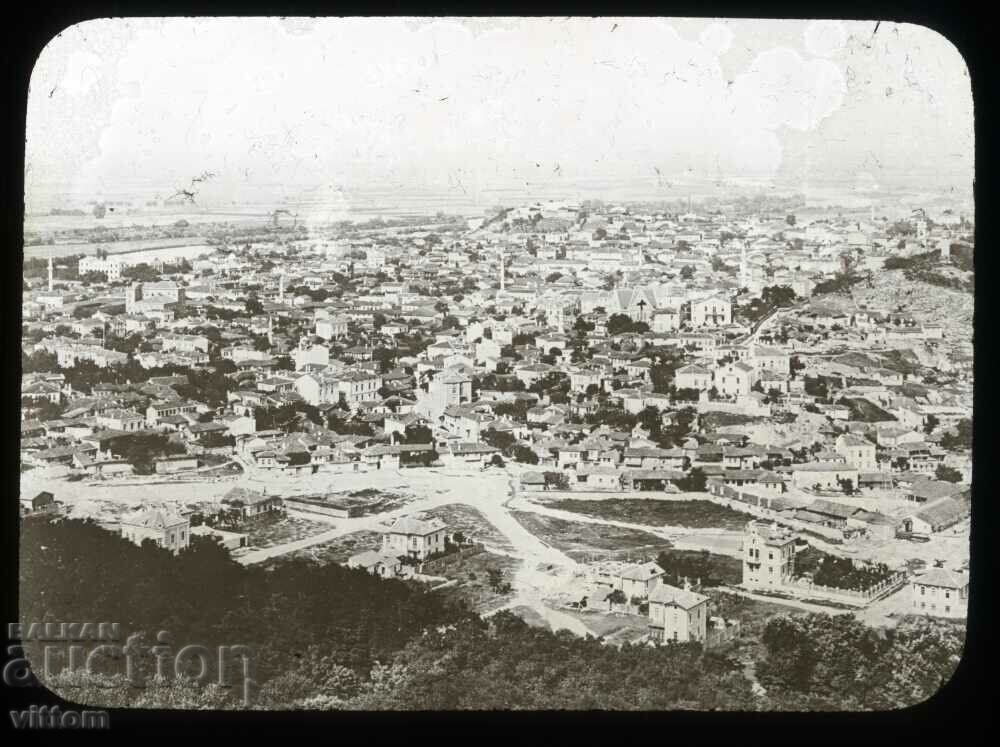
[896,21,971,84]
[876,616,970,713]
[28,17,112,93]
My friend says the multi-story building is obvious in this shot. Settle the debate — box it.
[714,361,758,398]
[380,515,448,561]
[125,282,184,316]
[95,408,145,433]
[675,364,714,392]
[145,399,199,426]
[835,433,878,472]
[338,370,384,407]
[742,520,797,591]
[688,296,732,328]
[647,581,710,643]
[909,568,969,619]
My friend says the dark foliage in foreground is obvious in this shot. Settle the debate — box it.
[20,518,964,711]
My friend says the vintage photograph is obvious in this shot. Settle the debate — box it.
[17,17,972,715]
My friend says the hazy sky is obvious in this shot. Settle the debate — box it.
[25,17,973,210]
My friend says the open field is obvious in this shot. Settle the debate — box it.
[700,411,766,429]
[556,608,651,644]
[278,529,383,565]
[241,514,333,550]
[547,498,755,532]
[510,511,673,562]
[334,488,414,515]
[433,551,522,613]
[424,504,515,552]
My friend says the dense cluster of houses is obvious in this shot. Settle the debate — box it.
[21,203,972,616]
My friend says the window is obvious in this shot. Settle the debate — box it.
[945,606,950,614]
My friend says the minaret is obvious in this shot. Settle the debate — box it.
[48,256,54,293]
[278,273,285,304]
[739,241,749,289]
[498,249,506,292]
[267,316,274,346]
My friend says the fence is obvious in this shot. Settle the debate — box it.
[706,482,846,542]
[418,543,486,574]
[781,570,908,606]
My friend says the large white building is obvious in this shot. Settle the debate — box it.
[835,433,878,472]
[688,296,732,328]
[742,521,797,591]
[909,568,968,619]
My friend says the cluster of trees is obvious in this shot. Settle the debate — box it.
[793,546,895,591]
[655,548,742,588]
[738,285,798,324]
[475,372,525,393]
[45,359,190,395]
[480,429,540,464]
[491,399,533,423]
[20,396,65,421]
[675,466,708,492]
[105,432,187,474]
[19,518,469,709]
[940,418,972,451]
[883,250,973,293]
[21,514,963,711]
[934,465,963,483]
[813,253,865,295]
[254,403,323,433]
[121,263,163,283]
[606,313,650,336]
[757,613,963,710]
[23,254,85,282]
[173,363,236,408]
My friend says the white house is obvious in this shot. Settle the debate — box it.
[380,515,448,561]
[647,582,710,643]
[910,568,968,619]
[119,506,190,554]
[675,364,713,392]
[714,361,758,398]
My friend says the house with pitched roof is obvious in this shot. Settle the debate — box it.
[347,549,404,579]
[221,487,283,521]
[835,432,878,471]
[909,567,969,619]
[119,505,190,554]
[714,361,758,398]
[647,581,710,643]
[616,561,666,600]
[380,514,448,560]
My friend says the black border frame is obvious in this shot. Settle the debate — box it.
[2,2,992,741]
